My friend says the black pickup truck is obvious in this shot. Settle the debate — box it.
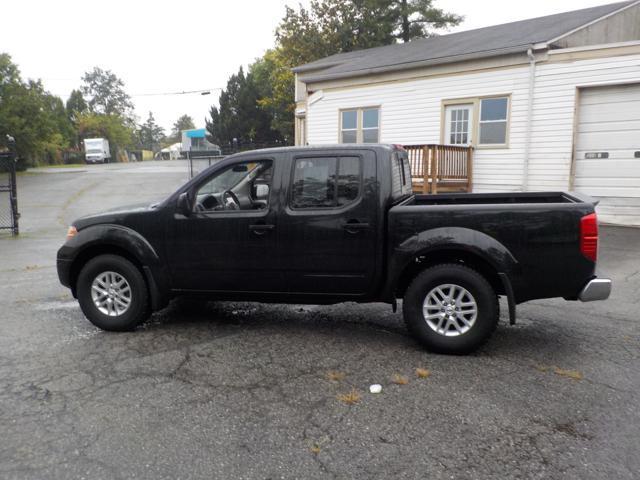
[57,145,611,354]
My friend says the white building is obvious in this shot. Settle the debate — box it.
[293,1,640,225]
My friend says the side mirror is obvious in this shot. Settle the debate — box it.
[255,184,269,199]
[177,192,192,216]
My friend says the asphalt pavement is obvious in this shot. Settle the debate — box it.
[0,160,638,479]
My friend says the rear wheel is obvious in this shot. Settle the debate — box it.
[403,263,499,354]
[76,254,150,331]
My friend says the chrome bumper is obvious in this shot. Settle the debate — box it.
[578,278,612,302]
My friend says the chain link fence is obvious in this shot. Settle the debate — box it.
[0,151,19,236]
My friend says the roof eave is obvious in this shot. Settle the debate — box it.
[298,44,536,84]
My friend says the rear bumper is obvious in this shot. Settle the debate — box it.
[578,278,612,302]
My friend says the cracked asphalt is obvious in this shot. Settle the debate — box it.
[1,160,639,479]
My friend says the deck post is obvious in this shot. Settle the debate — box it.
[421,145,429,193]
[431,146,439,195]
[467,146,473,192]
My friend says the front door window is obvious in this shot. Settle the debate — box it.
[445,104,473,145]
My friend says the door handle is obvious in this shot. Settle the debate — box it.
[249,224,275,235]
[343,221,370,234]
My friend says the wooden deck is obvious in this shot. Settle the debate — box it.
[404,144,473,194]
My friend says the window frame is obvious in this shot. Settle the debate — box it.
[288,154,364,211]
[441,95,511,149]
[339,106,381,144]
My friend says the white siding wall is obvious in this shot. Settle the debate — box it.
[528,53,640,191]
[306,52,640,194]
[307,66,531,192]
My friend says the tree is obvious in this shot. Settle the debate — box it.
[0,53,74,165]
[169,114,195,143]
[66,89,88,123]
[386,0,463,42]
[136,111,165,151]
[81,67,134,117]
[258,0,461,141]
[77,113,134,150]
[252,50,295,142]
[206,67,282,147]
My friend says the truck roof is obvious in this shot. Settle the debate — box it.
[226,144,399,159]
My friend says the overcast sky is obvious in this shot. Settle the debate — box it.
[2,0,619,132]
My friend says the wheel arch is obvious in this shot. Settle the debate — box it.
[69,244,145,297]
[394,248,505,299]
[385,227,520,301]
[65,225,168,310]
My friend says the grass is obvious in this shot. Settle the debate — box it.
[553,367,583,380]
[336,388,361,405]
[535,364,583,380]
[392,374,409,385]
[32,163,86,169]
[326,371,346,382]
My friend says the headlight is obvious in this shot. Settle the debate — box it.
[66,226,77,240]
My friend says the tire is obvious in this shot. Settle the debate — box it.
[76,254,150,331]
[402,263,499,354]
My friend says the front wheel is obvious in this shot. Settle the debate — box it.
[402,264,499,354]
[76,254,150,331]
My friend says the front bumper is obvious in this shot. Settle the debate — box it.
[578,278,612,302]
[56,244,75,289]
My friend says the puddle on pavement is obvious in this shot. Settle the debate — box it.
[34,300,80,311]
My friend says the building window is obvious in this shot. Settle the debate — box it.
[341,111,358,143]
[191,137,204,149]
[443,96,510,147]
[362,108,379,143]
[340,107,380,143]
[479,97,508,145]
[445,104,472,145]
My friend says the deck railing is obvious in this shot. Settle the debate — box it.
[404,144,473,194]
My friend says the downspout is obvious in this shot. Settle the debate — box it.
[522,47,536,191]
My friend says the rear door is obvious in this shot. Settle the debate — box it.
[279,149,379,295]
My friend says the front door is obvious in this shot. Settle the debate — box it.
[167,156,285,293]
[444,104,473,146]
[279,150,378,296]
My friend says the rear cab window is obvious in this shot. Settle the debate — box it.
[391,149,412,202]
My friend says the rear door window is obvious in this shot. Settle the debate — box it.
[291,156,362,209]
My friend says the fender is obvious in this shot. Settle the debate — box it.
[58,224,170,310]
[382,227,521,302]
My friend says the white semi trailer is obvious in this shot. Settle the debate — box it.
[83,138,111,164]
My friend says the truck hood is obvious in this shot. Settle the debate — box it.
[73,201,161,229]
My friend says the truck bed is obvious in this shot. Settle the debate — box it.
[403,191,591,207]
[388,191,597,303]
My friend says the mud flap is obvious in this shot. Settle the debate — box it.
[498,272,516,325]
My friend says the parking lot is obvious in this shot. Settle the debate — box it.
[1,160,639,479]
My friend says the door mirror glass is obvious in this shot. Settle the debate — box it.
[255,183,269,199]
[177,192,192,216]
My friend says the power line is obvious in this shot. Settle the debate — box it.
[131,87,222,97]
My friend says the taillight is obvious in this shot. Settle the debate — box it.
[580,213,598,262]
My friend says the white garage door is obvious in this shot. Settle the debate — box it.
[574,84,640,226]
